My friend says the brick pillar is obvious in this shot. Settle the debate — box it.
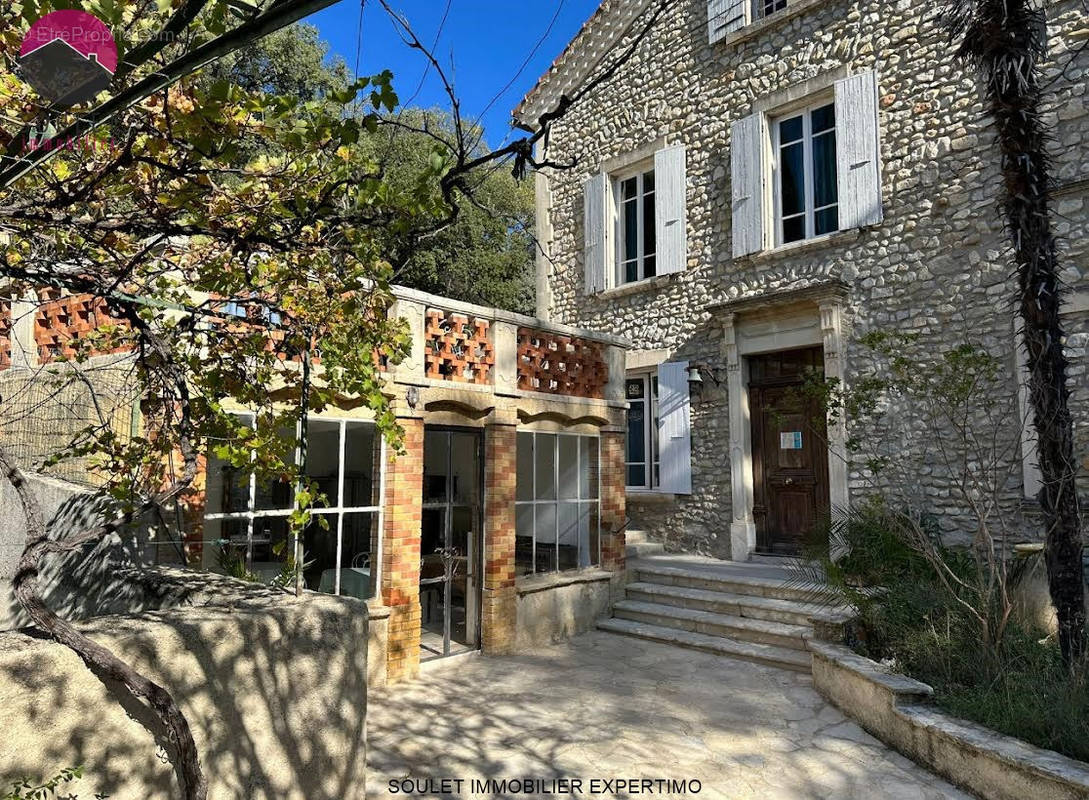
[481,419,517,654]
[600,430,627,573]
[382,415,423,682]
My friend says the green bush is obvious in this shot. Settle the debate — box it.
[807,503,1089,762]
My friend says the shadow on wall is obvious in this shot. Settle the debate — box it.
[0,473,183,630]
[0,576,369,800]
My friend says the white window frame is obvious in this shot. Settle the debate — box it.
[613,162,657,286]
[771,95,839,246]
[753,0,788,21]
[515,432,602,575]
[625,371,660,490]
[203,413,386,597]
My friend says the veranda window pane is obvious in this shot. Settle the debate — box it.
[515,504,535,575]
[580,436,599,500]
[250,516,291,580]
[535,433,557,500]
[302,512,337,594]
[780,141,805,217]
[516,432,534,502]
[344,422,377,507]
[558,436,579,500]
[579,501,600,567]
[535,502,557,573]
[306,419,340,507]
[206,518,249,576]
[339,511,376,600]
[558,503,579,571]
[449,432,478,506]
[423,430,448,504]
[254,423,295,511]
[813,131,838,210]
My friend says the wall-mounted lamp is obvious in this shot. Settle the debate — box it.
[687,362,723,396]
[406,386,420,408]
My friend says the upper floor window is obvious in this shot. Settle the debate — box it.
[617,167,657,285]
[774,101,839,245]
[583,145,687,295]
[731,71,882,259]
[755,0,788,20]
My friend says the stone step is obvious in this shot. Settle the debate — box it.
[632,562,835,604]
[597,617,812,673]
[625,581,847,627]
[626,541,664,558]
[613,600,811,651]
[624,529,648,544]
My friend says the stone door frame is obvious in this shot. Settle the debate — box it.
[715,284,850,561]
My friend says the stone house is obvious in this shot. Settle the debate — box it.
[0,285,630,683]
[515,0,1089,560]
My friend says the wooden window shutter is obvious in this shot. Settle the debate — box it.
[658,361,693,495]
[708,0,749,44]
[583,172,609,294]
[834,70,884,230]
[654,145,688,276]
[731,112,766,258]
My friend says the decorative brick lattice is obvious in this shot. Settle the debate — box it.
[35,293,127,363]
[425,309,494,384]
[517,328,608,399]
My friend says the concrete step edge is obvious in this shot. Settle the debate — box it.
[625,581,852,625]
[632,563,834,603]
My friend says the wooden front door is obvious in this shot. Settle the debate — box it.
[749,347,830,555]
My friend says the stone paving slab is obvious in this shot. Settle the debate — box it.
[367,632,971,799]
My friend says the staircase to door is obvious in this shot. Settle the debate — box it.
[598,556,852,673]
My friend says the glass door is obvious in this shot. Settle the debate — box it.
[420,428,483,660]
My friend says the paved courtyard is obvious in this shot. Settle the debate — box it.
[367,632,970,799]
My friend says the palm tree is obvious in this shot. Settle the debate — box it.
[941,0,1084,665]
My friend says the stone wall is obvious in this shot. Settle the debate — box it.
[514,570,614,650]
[529,0,1089,554]
[0,574,369,800]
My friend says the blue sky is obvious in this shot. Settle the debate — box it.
[305,0,601,149]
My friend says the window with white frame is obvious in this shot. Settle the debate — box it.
[774,100,839,245]
[203,414,383,601]
[755,0,788,20]
[515,432,601,575]
[616,166,657,285]
[625,373,660,489]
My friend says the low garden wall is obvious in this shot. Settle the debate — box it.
[0,571,369,800]
[810,640,1089,800]
[514,569,615,650]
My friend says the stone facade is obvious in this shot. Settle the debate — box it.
[518,0,1089,557]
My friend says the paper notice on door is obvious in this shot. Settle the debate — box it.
[780,431,803,450]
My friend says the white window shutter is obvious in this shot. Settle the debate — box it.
[731,113,765,258]
[583,173,609,294]
[657,361,693,495]
[654,145,687,276]
[835,70,883,230]
[708,0,748,44]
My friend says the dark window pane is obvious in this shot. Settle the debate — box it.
[621,176,637,201]
[344,422,376,507]
[535,433,556,500]
[423,431,448,504]
[558,503,579,570]
[624,260,639,284]
[626,378,645,400]
[623,198,639,264]
[516,504,535,575]
[339,511,376,597]
[558,436,579,500]
[305,419,340,507]
[811,103,835,134]
[815,206,839,236]
[783,215,805,243]
[449,432,477,506]
[302,512,337,593]
[643,170,655,194]
[516,432,534,502]
[627,464,646,487]
[780,141,805,216]
[813,130,838,209]
[643,189,656,258]
[644,254,657,278]
[580,436,599,500]
[250,517,290,576]
[626,400,646,463]
[580,501,600,567]
[779,115,803,144]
